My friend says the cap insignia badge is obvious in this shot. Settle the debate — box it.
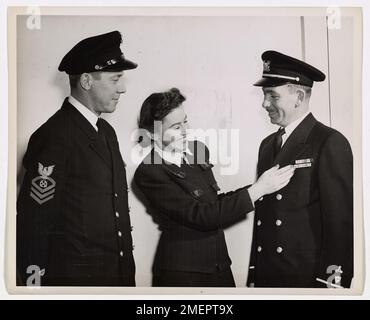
[263,60,271,72]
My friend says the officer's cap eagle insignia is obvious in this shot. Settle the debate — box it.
[263,60,271,72]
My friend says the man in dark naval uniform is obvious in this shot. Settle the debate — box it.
[247,51,353,288]
[17,31,138,286]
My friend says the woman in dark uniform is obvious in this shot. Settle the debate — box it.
[134,88,295,287]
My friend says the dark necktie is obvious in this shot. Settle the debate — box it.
[96,118,114,166]
[96,118,107,145]
[181,152,188,166]
[273,127,285,157]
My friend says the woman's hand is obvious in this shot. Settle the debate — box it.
[248,165,295,203]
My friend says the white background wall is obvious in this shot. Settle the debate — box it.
[17,14,354,287]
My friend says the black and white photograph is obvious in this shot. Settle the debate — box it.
[5,6,363,294]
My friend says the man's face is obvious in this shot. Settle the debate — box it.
[89,71,126,114]
[262,85,299,127]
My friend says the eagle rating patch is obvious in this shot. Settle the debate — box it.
[30,163,56,205]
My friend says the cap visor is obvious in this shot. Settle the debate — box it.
[253,77,290,87]
[104,58,138,71]
[122,58,138,70]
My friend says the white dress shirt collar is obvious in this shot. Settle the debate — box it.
[154,141,193,167]
[281,111,310,146]
[68,95,99,132]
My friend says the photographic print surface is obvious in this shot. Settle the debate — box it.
[7,6,363,294]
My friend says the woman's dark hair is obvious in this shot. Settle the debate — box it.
[138,88,186,133]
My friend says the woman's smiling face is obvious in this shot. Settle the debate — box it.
[160,104,189,152]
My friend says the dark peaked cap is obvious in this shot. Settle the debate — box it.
[254,50,326,88]
[58,31,138,75]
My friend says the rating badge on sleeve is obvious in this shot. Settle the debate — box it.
[30,163,56,205]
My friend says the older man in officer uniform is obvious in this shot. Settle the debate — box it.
[247,51,353,288]
[17,31,137,286]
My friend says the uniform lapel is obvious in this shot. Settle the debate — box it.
[258,113,317,172]
[90,139,112,168]
[151,149,187,179]
[258,136,276,174]
[163,159,187,179]
[101,121,129,187]
[62,99,112,168]
[273,113,317,167]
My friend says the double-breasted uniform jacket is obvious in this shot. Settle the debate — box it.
[17,98,135,286]
[247,113,353,288]
[134,141,254,275]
